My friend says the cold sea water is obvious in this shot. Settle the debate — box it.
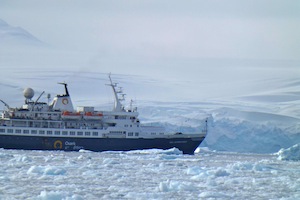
[0,147,299,200]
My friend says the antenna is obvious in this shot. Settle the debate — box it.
[130,99,133,111]
[47,93,51,105]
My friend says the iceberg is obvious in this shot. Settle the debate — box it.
[277,144,300,161]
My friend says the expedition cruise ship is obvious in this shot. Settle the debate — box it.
[0,75,207,154]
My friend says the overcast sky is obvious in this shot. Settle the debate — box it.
[1,0,299,61]
[0,1,300,102]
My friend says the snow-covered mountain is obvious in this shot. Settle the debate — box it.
[0,19,43,46]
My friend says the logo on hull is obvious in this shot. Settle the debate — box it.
[54,140,63,149]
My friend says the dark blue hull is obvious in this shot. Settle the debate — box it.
[0,135,205,154]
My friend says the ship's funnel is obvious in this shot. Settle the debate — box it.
[50,83,74,112]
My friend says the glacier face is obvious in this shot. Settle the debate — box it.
[138,101,300,154]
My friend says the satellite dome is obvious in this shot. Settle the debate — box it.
[23,88,35,99]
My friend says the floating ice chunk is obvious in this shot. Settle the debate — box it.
[102,158,120,165]
[0,152,14,159]
[229,161,275,173]
[27,166,66,176]
[213,168,230,177]
[158,180,196,192]
[13,155,32,163]
[231,162,254,171]
[124,192,160,199]
[78,149,92,153]
[162,148,183,155]
[36,190,83,200]
[187,166,229,179]
[199,191,231,199]
[126,148,183,155]
[44,167,66,176]
[186,166,203,175]
[277,143,300,161]
[194,147,201,153]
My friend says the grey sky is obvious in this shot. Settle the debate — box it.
[1,0,299,61]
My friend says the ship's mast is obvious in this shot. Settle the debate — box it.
[108,74,124,112]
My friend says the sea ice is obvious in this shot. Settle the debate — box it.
[158,179,197,192]
[37,190,83,200]
[27,165,66,176]
[0,149,299,199]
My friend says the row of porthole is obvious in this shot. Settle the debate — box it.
[0,128,99,136]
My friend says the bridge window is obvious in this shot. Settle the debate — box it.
[7,129,13,133]
[0,128,5,133]
[39,130,45,135]
[23,130,29,134]
[70,131,75,136]
[16,129,21,134]
[31,130,37,134]
[62,131,68,135]
[85,132,91,136]
[77,131,83,136]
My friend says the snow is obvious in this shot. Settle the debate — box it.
[0,18,43,46]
